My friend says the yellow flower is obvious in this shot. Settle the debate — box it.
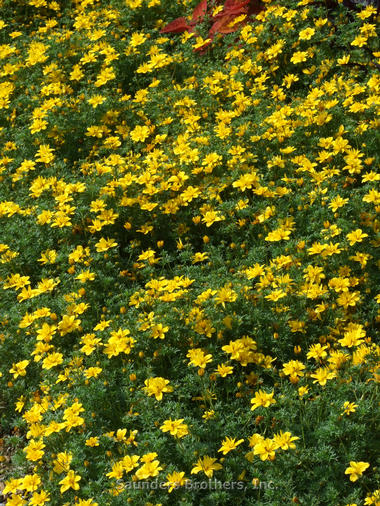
[75,270,96,283]
[52,452,72,474]
[193,37,212,50]
[84,367,102,379]
[58,315,81,335]
[346,228,368,246]
[30,118,48,134]
[341,401,358,416]
[69,64,84,81]
[160,418,189,438]
[122,454,140,472]
[187,348,212,369]
[299,27,315,40]
[63,402,85,431]
[164,471,188,492]
[245,263,266,280]
[129,32,147,48]
[38,249,57,264]
[9,360,29,378]
[29,490,50,505]
[345,461,370,482]
[35,144,55,164]
[290,51,308,64]
[201,210,225,227]
[232,172,258,191]
[253,438,277,461]
[85,436,100,447]
[265,289,286,301]
[88,95,106,108]
[106,461,124,480]
[328,195,349,212]
[93,319,111,331]
[310,367,335,386]
[282,360,305,383]
[95,66,115,87]
[95,237,117,252]
[130,125,150,142]
[59,470,81,493]
[337,55,350,65]
[2,478,23,495]
[143,377,173,400]
[26,41,48,66]
[192,252,209,263]
[307,344,328,361]
[250,390,276,411]
[298,386,309,397]
[215,363,234,377]
[42,352,63,369]
[215,285,237,307]
[364,489,380,505]
[328,277,350,293]
[191,456,222,478]
[265,228,291,241]
[202,409,215,420]
[338,323,366,348]
[24,439,45,462]
[135,459,162,480]
[337,291,360,309]
[218,437,244,455]
[351,35,367,47]
[272,431,299,450]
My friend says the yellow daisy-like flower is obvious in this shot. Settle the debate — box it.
[130,125,150,143]
[218,437,244,455]
[299,27,315,40]
[164,471,188,492]
[143,377,173,401]
[191,456,222,478]
[290,51,308,64]
[310,367,335,386]
[346,228,368,246]
[59,470,81,493]
[341,401,358,416]
[160,418,189,438]
[250,390,276,411]
[345,461,370,482]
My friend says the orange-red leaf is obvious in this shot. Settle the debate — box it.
[224,0,250,8]
[191,0,208,23]
[161,0,265,51]
[209,14,241,35]
[217,0,250,16]
[248,0,265,15]
[160,17,191,34]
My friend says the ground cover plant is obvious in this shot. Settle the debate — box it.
[0,0,379,504]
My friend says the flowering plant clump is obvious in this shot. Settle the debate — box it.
[0,0,379,504]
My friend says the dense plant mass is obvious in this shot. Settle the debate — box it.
[0,0,379,504]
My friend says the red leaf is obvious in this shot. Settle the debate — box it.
[209,14,241,35]
[224,0,250,8]
[216,0,250,16]
[160,17,191,34]
[248,0,265,16]
[191,0,208,23]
